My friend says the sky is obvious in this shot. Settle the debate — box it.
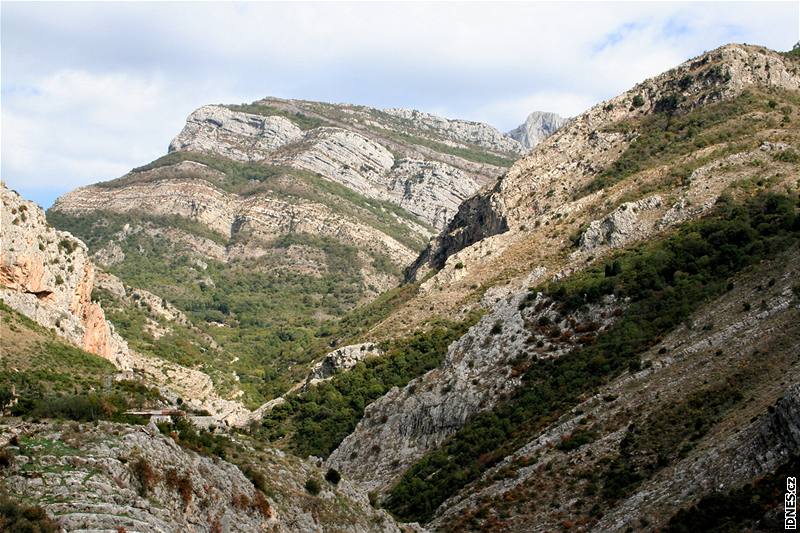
[2,2,798,209]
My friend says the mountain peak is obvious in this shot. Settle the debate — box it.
[506,111,569,150]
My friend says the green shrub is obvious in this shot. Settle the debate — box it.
[165,468,193,508]
[0,447,14,469]
[556,428,597,451]
[631,94,645,108]
[305,478,321,495]
[131,457,158,497]
[0,496,58,532]
[243,465,269,492]
[324,468,341,485]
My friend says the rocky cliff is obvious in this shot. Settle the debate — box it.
[1,184,259,425]
[45,98,531,408]
[506,111,569,150]
[404,43,800,299]
[1,184,131,369]
[165,98,519,231]
[321,43,800,528]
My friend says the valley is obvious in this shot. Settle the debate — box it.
[1,43,799,532]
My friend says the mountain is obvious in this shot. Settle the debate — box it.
[3,42,799,533]
[319,43,800,529]
[45,99,539,407]
[0,186,415,532]
[506,111,569,150]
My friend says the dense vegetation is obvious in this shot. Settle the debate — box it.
[585,88,798,194]
[667,455,798,532]
[49,196,424,403]
[385,192,800,522]
[0,303,161,422]
[256,313,480,458]
[0,495,58,533]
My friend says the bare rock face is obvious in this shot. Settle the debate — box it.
[327,291,621,494]
[387,159,481,230]
[169,105,304,162]
[307,343,382,384]
[288,128,397,198]
[578,195,663,252]
[0,185,131,369]
[382,108,525,155]
[162,100,523,231]
[506,111,569,150]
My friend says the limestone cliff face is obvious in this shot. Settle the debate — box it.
[506,111,569,150]
[0,185,130,369]
[164,98,523,231]
[169,105,305,161]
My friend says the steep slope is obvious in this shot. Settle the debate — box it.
[429,246,800,531]
[318,43,800,527]
[46,96,563,407]
[398,43,800,330]
[507,111,569,150]
[1,420,407,532]
[1,185,252,423]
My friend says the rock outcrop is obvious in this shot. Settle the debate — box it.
[306,343,382,384]
[170,105,305,162]
[0,184,131,369]
[408,44,800,280]
[506,111,569,150]
[1,420,406,532]
[327,291,620,494]
[577,195,663,252]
